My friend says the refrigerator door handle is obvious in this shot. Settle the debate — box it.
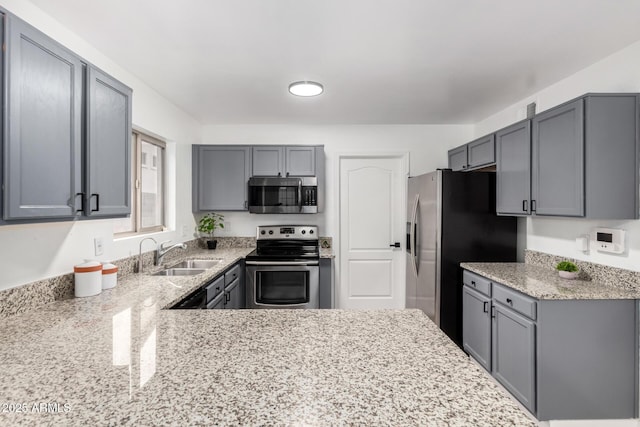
[411,194,420,276]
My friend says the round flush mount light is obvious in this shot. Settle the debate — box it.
[288,81,324,97]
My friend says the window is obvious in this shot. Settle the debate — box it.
[114,130,166,235]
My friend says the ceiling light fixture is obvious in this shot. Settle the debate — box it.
[288,81,324,97]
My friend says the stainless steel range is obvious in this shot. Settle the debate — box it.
[245,225,319,309]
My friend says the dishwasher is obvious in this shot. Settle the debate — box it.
[171,287,207,309]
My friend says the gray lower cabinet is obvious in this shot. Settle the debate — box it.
[5,14,83,219]
[496,120,531,215]
[206,291,225,309]
[492,301,536,413]
[85,66,132,217]
[319,258,334,309]
[462,286,491,371]
[224,279,242,309]
[462,269,637,421]
[192,145,251,211]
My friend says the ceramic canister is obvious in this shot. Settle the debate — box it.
[102,263,118,290]
[74,261,102,297]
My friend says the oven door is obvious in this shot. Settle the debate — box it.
[246,261,319,308]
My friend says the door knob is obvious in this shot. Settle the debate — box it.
[389,242,401,248]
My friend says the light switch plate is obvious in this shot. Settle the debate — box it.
[94,237,104,256]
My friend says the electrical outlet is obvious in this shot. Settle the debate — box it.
[94,237,104,256]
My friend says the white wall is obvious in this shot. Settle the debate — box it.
[0,0,202,291]
[474,39,640,271]
[201,125,472,237]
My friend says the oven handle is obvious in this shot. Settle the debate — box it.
[246,260,319,266]
[254,302,309,308]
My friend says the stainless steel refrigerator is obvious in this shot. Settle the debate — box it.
[406,169,517,348]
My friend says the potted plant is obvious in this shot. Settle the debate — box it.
[197,212,224,250]
[556,260,579,280]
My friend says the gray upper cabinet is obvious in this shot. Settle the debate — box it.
[193,145,251,211]
[253,145,317,176]
[5,15,83,220]
[85,66,132,217]
[285,146,316,176]
[532,99,584,216]
[3,14,133,222]
[448,134,495,171]
[498,94,639,219]
[467,134,495,169]
[496,120,531,216]
[447,145,467,171]
[252,146,284,176]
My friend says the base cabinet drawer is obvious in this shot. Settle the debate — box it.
[492,282,536,320]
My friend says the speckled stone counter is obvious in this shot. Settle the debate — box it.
[461,262,640,300]
[0,260,535,426]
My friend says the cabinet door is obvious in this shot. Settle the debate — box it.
[467,135,495,169]
[492,303,536,414]
[285,146,316,176]
[462,286,492,371]
[206,291,225,309]
[496,120,531,215]
[193,146,251,211]
[532,99,584,216]
[252,146,284,176]
[85,66,132,216]
[224,279,243,309]
[447,145,467,171]
[5,15,83,219]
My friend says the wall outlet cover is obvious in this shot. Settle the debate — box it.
[94,237,104,256]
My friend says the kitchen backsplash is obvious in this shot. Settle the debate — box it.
[525,250,640,291]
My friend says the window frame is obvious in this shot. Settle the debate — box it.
[115,130,166,237]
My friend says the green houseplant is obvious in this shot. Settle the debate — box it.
[556,260,579,280]
[197,212,224,250]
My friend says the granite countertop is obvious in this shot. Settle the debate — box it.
[0,249,534,426]
[461,262,640,300]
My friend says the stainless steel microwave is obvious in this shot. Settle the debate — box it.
[248,177,318,214]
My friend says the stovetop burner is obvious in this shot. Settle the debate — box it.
[247,225,319,261]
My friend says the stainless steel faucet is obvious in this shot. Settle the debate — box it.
[155,240,187,266]
[138,237,158,273]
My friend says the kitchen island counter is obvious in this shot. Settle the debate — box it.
[0,249,534,426]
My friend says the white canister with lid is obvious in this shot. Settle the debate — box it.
[102,263,118,290]
[74,261,102,297]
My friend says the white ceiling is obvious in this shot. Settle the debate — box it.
[28,0,640,125]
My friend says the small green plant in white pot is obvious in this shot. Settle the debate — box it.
[197,212,224,250]
[556,261,579,280]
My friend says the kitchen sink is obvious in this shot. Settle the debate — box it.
[152,268,207,276]
[168,259,221,269]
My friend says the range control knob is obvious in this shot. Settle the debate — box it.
[301,230,306,234]
[268,230,274,235]
[260,230,266,235]
[309,229,314,234]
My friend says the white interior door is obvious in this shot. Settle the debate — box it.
[338,154,407,309]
